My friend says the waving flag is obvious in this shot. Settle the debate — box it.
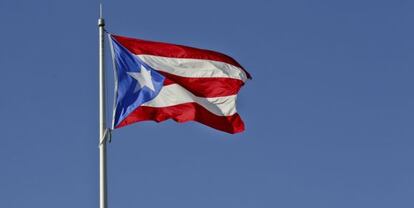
[109,34,251,134]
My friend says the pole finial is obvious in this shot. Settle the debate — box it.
[98,3,105,27]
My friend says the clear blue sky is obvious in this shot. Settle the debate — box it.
[0,0,413,207]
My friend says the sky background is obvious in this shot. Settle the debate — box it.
[0,0,413,207]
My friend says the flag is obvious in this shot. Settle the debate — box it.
[109,34,251,134]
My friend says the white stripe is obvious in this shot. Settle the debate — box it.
[142,84,237,116]
[136,54,248,82]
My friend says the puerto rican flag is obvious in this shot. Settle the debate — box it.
[109,34,251,134]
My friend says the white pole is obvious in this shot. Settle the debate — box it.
[98,4,108,208]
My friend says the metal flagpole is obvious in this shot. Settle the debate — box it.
[98,4,108,208]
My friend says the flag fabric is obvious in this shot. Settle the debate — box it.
[109,34,251,134]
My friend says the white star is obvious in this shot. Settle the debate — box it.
[127,65,155,92]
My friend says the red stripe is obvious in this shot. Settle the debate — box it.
[159,71,243,97]
[115,103,245,134]
[112,34,252,79]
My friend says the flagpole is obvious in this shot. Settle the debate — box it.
[98,4,108,208]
